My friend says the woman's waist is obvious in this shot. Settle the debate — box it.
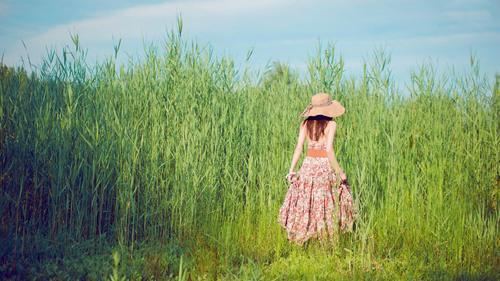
[306,148,328,158]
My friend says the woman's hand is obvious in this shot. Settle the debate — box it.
[286,171,297,183]
[339,171,347,181]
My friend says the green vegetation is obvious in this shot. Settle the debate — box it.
[1,19,498,280]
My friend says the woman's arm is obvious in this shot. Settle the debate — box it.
[325,121,345,178]
[288,122,306,174]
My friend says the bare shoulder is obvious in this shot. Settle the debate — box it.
[327,120,337,129]
[325,120,336,136]
[299,121,307,135]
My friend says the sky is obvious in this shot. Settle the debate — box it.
[0,0,499,86]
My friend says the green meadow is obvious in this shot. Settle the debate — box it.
[1,21,498,280]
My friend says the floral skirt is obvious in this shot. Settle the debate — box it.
[278,157,357,246]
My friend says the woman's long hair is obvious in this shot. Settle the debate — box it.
[302,115,333,141]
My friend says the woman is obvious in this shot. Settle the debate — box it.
[278,92,357,246]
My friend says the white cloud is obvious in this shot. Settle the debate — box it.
[381,31,500,47]
[251,31,500,58]
[444,9,492,23]
[2,0,290,65]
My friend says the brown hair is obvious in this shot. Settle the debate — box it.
[301,115,332,141]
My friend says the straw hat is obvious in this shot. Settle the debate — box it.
[301,93,345,118]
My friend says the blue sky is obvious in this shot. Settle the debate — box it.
[1,0,499,86]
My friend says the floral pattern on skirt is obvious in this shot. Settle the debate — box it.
[278,156,357,246]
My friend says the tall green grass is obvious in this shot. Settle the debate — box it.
[0,19,498,279]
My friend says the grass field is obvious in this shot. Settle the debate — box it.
[1,21,498,280]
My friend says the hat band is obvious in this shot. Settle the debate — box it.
[300,99,332,116]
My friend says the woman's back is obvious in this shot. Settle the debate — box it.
[305,120,332,151]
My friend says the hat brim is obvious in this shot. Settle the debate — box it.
[303,100,345,117]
